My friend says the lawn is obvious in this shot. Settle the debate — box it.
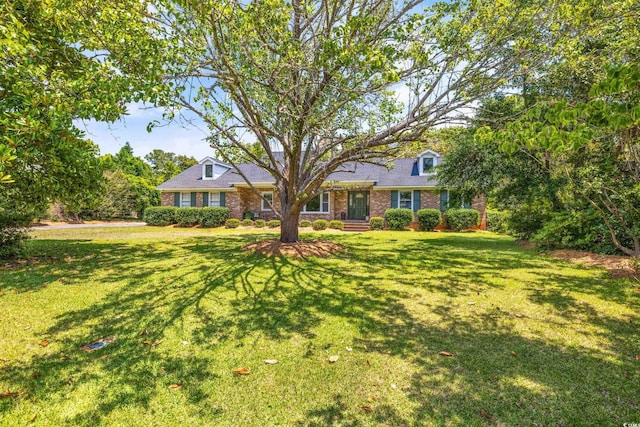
[1,227,638,426]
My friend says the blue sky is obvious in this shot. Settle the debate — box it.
[75,102,214,161]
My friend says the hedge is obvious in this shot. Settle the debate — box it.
[174,208,201,227]
[225,218,241,228]
[329,220,344,230]
[312,219,328,230]
[299,219,312,228]
[0,209,31,259]
[369,216,384,230]
[143,207,177,226]
[446,208,480,231]
[199,207,230,228]
[416,209,442,231]
[268,219,281,228]
[242,219,254,226]
[384,208,414,230]
[486,211,508,234]
[255,219,266,228]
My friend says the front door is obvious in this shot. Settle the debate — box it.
[347,191,370,220]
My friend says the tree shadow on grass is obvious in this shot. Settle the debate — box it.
[1,233,638,425]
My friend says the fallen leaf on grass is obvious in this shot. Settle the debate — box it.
[263,359,278,365]
[40,340,49,347]
[328,355,339,363]
[60,355,71,361]
[511,351,518,357]
[0,391,19,399]
[360,406,373,413]
[168,383,182,390]
[346,347,352,352]
[29,414,37,422]
[439,351,454,357]
[515,402,523,409]
[67,378,73,386]
[635,355,640,361]
[143,339,163,347]
[233,367,250,375]
[139,329,149,337]
[481,408,495,422]
[366,360,370,366]
[367,397,376,402]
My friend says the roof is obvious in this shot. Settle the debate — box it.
[156,155,441,190]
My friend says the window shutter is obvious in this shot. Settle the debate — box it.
[190,192,196,207]
[439,190,448,212]
[391,191,398,208]
[203,192,209,207]
[413,190,421,211]
[174,192,180,207]
[220,192,226,207]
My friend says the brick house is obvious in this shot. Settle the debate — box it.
[156,150,487,228]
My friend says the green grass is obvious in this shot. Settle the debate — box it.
[1,227,638,426]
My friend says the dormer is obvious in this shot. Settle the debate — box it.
[417,149,441,176]
[200,157,230,180]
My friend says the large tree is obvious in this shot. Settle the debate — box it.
[137,0,541,242]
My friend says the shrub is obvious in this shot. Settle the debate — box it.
[144,206,177,226]
[416,209,441,231]
[446,208,480,231]
[268,219,281,228]
[199,207,230,228]
[312,219,328,230]
[174,207,201,227]
[369,216,384,230]
[384,208,414,230]
[486,211,509,234]
[242,219,254,226]
[225,218,241,229]
[255,219,266,228]
[329,220,344,230]
[0,210,31,259]
[242,211,254,220]
[300,219,312,228]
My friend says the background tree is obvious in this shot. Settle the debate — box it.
[136,0,543,242]
[145,149,198,184]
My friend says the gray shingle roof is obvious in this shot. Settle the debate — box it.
[156,158,440,190]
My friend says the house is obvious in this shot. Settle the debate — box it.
[156,150,487,228]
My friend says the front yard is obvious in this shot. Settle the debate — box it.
[0,227,638,426]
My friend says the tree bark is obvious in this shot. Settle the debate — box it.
[280,207,300,243]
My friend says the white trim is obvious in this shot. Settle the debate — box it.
[208,191,221,207]
[416,149,441,158]
[159,188,237,192]
[373,186,436,190]
[203,163,214,180]
[230,181,275,187]
[180,192,192,208]
[301,192,330,214]
[261,191,273,211]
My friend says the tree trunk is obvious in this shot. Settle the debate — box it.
[280,208,300,243]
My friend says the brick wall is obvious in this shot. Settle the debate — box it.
[370,190,391,218]
[225,192,242,219]
[420,190,440,210]
[161,192,174,207]
[333,191,347,220]
[236,187,280,220]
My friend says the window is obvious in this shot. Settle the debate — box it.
[399,191,412,209]
[204,164,213,178]
[180,192,191,208]
[302,192,329,213]
[262,192,273,210]
[209,192,221,207]
[422,157,434,174]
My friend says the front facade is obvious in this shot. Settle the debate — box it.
[156,151,487,228]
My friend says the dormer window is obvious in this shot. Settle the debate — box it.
[199,156,230,180]
[204,164,213,178]
[422,157,434,174]
[417,149,441,176]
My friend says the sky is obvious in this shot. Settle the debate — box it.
[74,102,215,161]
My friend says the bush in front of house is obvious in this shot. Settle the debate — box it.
[446,208,480,231]
[329,220,344,230]
[369,216,384,230]
[255,219,266,228]
[199,207,230,228]
[417,208,442,231]
[174,207,201,227]
[143,206,177,226]
[312,219,328,230]
[486,210,509,234]
[225,218,241,229]
[299,219,312,228]
[268,219,281,228]
[384,208,414,230]
[242,219,254,227]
